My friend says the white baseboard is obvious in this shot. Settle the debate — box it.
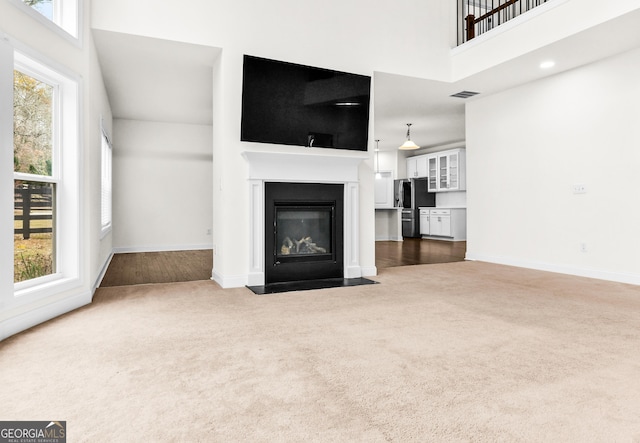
[361,266,378,277]
[465,253,640,286]
[93,251,114,292]
[113,244,213,254]
[0,290,92,341]
[211,269,247,289]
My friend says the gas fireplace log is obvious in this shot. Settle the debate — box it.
[297,236,327,254]
[281,237,294,255]
[281,236,327,254]
[294,236,311,253]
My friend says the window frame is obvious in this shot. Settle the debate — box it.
[3,41,83,306]
[13,61,60,288]
[8,0,82,46]
[100,123,113,237]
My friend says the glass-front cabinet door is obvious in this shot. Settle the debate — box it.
[427,149,465,192]
[438,153,449,190]
[427,155,438,192]
[448,151,459,191]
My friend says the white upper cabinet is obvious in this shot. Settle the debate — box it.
[428,155,438,192]
[427,149,466,192]
[406,154,429,178]
[407,149,465,191]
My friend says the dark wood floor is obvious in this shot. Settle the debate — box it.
[376,238,467,269]
[100,240,465,287]
[100,249,213,287]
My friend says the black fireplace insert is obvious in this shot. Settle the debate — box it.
[265,182,344,284]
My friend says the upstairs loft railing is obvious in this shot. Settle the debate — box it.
[457,0,549,45]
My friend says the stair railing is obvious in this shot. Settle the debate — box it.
[458,0,549,45]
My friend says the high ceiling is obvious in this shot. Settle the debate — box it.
[93,30,221,126]
[92,8,640,151]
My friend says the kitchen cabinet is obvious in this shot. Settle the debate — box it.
[429,209,451,237]
[374,171,394,209]
[427,155,438,192]
[407,149,465,192]
[419,208,430,235]
[427,149,466,192]
[424,208,466,240]
[406,155,428,178]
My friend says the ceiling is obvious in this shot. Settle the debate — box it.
[92,8,640,151]
[92,30,221,126]
[374,8,640,152]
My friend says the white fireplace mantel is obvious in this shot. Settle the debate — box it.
[242,150,368,182]
[242,149,368,286]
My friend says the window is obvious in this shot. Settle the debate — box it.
[13,68,57,283]
[101,127,112,235]
[8,48,81,298]
[22,0,54,21]
[13,0,79,40]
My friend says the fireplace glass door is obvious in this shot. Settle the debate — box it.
[275,205,333,261]
[265,182,344,284]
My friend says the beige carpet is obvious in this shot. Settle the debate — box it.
[2,261,640,442]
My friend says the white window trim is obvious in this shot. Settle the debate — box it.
[7,0,82,48]
[5,43,83,307]
[100,122,113,238]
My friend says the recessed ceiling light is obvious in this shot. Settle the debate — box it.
[540,60,556,69]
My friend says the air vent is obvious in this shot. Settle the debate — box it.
[450,90,480,99]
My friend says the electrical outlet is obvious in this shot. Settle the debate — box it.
[206,228,212,235]
[572,184,587,194]
[580,242,588,253]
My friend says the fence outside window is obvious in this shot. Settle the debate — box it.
[14,185,54,240]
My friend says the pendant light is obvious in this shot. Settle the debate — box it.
[374,139,382,179]
[398,123,419,150]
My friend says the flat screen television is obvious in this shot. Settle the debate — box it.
[241,55,371,151]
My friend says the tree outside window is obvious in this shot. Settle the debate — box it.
[13,70,56,283]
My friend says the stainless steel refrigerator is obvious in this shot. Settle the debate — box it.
[394,178,435,238]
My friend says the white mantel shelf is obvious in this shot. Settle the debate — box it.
[241,149,368,287]
[242,149,368,183]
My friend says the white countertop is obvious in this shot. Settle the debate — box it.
[418,206,467,209]
[376,206,467,210]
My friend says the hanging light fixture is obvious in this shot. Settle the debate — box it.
[374,139,382,179]
[398,123,419,150]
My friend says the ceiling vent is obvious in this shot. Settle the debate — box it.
[450,90,480,99]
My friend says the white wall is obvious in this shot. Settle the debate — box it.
[0,0,114,339]
[112,119,213,252]
[88,33,114,288]
[90,0,640,287]
[466,47,640,284]
[451,0,640,80]
[91,0,455,286]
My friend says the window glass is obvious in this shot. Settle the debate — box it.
[14,181,55,282]
[18,0,78,40]
[22,0,54,20]
[13,70,53,176]
[101,132,112,232]
[13,69,56,283]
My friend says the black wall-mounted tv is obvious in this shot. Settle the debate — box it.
[241,55,371,151]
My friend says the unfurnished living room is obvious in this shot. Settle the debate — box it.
[2,0,640,441]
